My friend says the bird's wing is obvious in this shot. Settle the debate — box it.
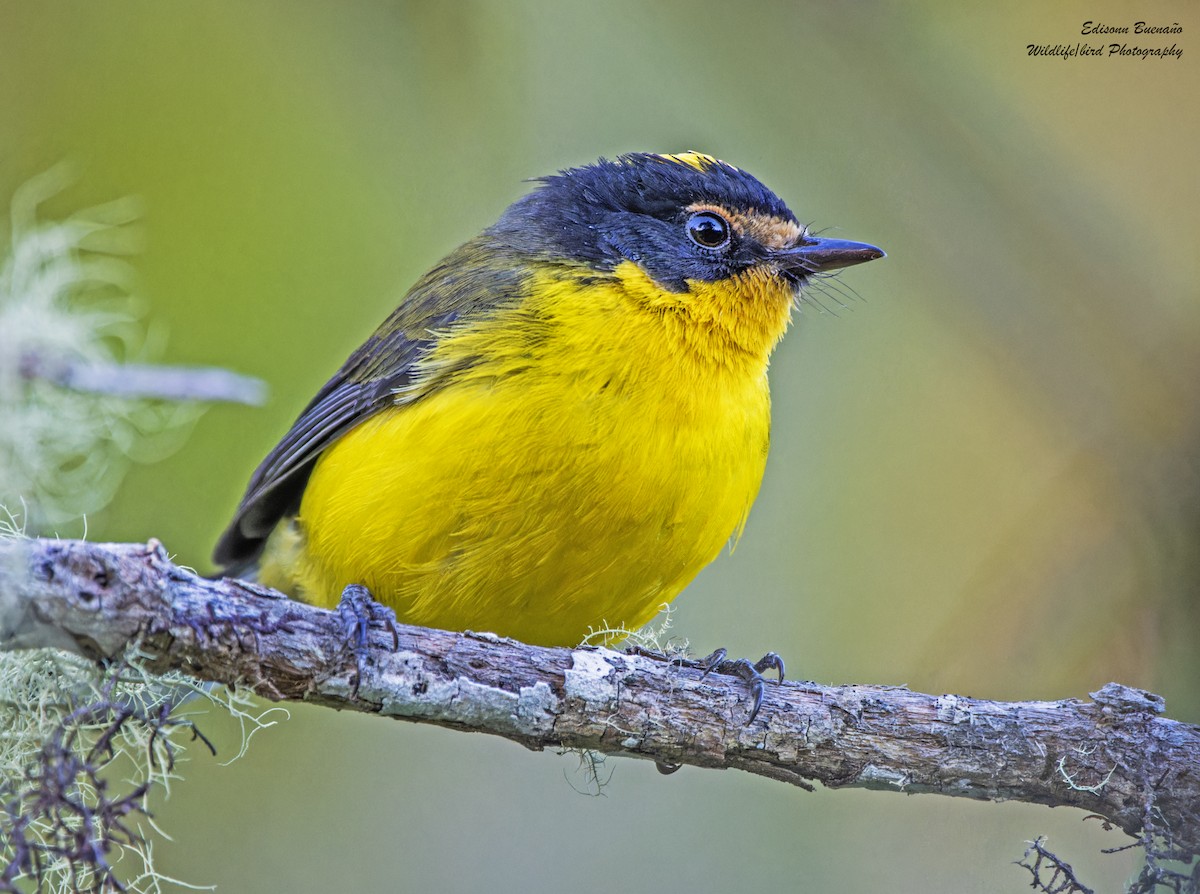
[212,240,526,572]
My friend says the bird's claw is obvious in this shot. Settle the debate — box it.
[624,643,785,724]
[698,649,785,723]
[336,584,399,697]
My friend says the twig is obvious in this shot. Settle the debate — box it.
[19,352,267,406]
[1016,836,1096,894]
[1,537,1197,858]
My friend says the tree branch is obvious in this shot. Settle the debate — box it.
[1,537,1197,858]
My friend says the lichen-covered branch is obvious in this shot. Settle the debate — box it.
[1,537,1198,858]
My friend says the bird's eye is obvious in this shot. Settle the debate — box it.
[686,211,731,250]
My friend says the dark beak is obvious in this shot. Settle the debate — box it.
[776,236,885,275]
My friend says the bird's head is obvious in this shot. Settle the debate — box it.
[488,151,883,300]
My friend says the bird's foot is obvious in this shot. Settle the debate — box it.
[697,648,785,724]
[336,584,399,697]
[624,644,785,723]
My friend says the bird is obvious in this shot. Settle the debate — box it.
[213,152,883,652]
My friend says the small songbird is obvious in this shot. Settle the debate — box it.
[214,152,883,648]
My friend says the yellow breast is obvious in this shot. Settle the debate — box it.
[266,261,793,646]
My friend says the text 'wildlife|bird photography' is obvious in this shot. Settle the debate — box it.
[1027,19,1184,60]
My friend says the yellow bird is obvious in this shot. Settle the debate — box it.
[214,152,883,649]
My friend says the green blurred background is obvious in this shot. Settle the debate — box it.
[2,1,1196,891]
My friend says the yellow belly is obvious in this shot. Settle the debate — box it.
[263,266,785,647]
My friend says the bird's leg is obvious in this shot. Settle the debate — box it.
[336,584,399,698]
[623,642,691,667]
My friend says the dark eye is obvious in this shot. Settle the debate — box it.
[686,211,731,250]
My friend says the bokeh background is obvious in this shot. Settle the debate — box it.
[2,1,1196,891]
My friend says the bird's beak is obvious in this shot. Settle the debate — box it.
[775,236,885,275]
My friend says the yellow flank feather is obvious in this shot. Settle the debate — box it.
[279,264,790,645]
[219,153,884,649]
